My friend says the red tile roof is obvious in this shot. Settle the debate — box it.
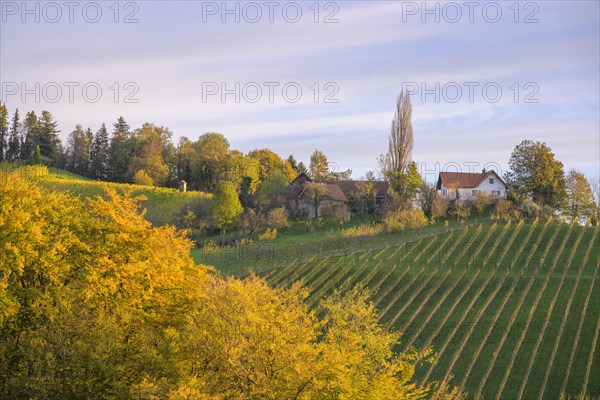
[437,170,505,189]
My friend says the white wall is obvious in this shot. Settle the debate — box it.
[438,172,506,200]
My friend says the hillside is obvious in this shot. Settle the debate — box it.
[267,220,600,399]
[11,165,211,227]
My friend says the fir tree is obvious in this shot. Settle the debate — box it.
[21,111,39,162]
[0,103,7,162]
[108,117,132,181]
[90,123,110,179]
[6,109,20,161]
[38,110,60,164]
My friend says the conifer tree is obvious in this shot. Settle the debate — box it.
[6,109,20,161]
[0,103,7,162]
[90,123,110,179]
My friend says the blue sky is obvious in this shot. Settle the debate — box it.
[1,0,598,181]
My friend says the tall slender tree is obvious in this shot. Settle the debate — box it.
[21,111,39,161]
[38,110,61,164]
[6,109,20,161]
[0,103,7,162]
[67,125,92,174]
[381,91,414,177]
[108,117,132,182]
[89,123,110,179]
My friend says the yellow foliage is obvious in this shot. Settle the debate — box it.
[258,227,277,240]
[0,171,441,399]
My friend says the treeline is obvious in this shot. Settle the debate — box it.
[0,103,353,194]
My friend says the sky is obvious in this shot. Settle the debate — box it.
[1,0,599,182]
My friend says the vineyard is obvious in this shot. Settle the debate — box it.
[267,221,600,399]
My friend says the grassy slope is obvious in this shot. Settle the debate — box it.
[266,222,600,399]
[25,166,211,226]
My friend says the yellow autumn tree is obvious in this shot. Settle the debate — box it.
[0,170,461,399]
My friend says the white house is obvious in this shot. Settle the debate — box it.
[436,169,507,200]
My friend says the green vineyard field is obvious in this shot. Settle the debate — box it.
[267,222,600,399]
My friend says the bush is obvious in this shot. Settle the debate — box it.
[266,207,290,229]
[338,224,382,238]
[430,193,449,222]
[133,169,154,186]
[383,209,428,232]
[474,192,492,214]
[519,200,553,221]
[449,199,471,221]
[175,197,212,238]
[238,208,262,235]
[259,228,278,241]
[492,199,520,222]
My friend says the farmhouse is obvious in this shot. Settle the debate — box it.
[285,173,393,219]
[285,173,350,220]
[436,169,507,200]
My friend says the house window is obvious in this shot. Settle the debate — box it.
[489,178,494,184]
[472,190,481,196]
[492,190,500,196]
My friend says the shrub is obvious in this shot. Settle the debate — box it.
[175,197,212,238]
[519,200,554,221]
[133,169,154,186]
[383,209,428,232]
[238,208,262,235]
[266,207,290,229]
[474,192,492,214]
[202,240,220,254]
[259,228,278,241]
[430,193,449,222]
[450,199,471,221]
[492,199,520,222]
[339,224,383,238]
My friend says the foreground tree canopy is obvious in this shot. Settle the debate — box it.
[0,171,450,399]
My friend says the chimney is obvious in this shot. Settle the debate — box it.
[482,168,486,173]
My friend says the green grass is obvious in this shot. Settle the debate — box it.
[17,165,211,226]
[265,222,600,399]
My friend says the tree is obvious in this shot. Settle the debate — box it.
[89,123,110,179]
[6,109,20,161]
[283,159,297,182]
[304,182,328,219]
[380,91,414,178]
[210,181,243,242]
[32,145,42,164]
[430,192,449,222]
[564,169,595,222]
[108,116,133,182]
[505,140,566,208]
[191,132,230,191]
[258,169,289,208]
[248,148,284,184]
[0,171,459,399]
[450,199,471,221]
[297,161,308,175]
[309,149,329,181]
[133,169,154,186]
[390,161,423,209]
[128,123,171,186]
[38,110,61,164]
[67,124,92,175]
[20,111,39,161]
[0,103,7,162]
[226,150,260,194]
